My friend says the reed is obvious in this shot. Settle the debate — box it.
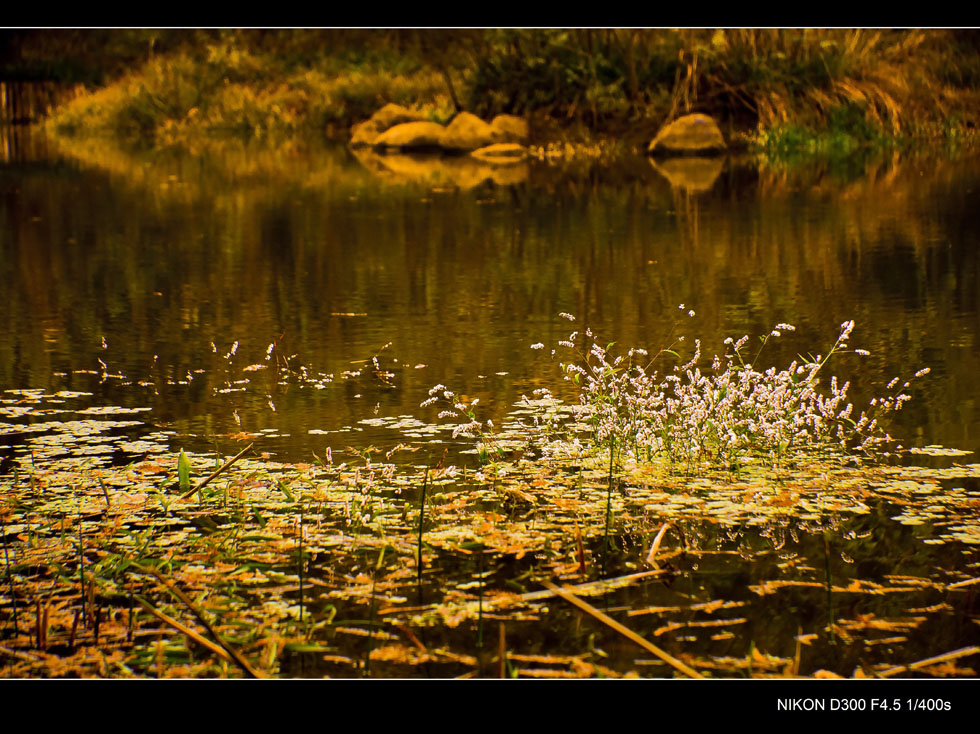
[0,515,17,634]
[416,467,429,586]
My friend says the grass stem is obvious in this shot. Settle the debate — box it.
[417,466,429,586]
[1,515,18,634]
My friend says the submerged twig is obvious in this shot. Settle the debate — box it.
[179,443,254,501]
[645,523,671,568]
[541,580,702,679]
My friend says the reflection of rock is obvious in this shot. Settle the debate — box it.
[351,148,528,189]
[470,143,528,161]
[648,114,726,157]
[650,156,724,193]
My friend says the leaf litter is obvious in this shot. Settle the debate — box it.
[1,433,978,678]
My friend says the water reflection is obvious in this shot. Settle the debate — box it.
[350,148,529,189]
[1,129,979,462]
[649,156,724,192]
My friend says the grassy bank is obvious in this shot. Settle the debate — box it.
[26,29,980,152]
[44,42,454,143]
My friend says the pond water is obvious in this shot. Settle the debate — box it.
[1,130,979,678]
[2,134,979,467]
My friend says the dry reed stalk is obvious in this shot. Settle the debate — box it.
[541,580,702,679]
[134,595,235,667]
[878,645,980,678]
[498,622,507,679]
[0,644,42,663]
[948,576,980,590]
[178,443,254,501]
[133,564,262,678]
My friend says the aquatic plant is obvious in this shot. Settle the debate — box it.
[420,385,504,466]
[538,313,928,474]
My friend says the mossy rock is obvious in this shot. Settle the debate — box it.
[373,121,448,150]
[350,103,427,147]
[441,112,500,152]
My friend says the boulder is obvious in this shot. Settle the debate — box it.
[350,103,426,147]
[352,106,531,154]
[648,114,726,157]
[373,121,447,150]
[372,103,426,130]
[440,112,502,151]
[490,114,529,144]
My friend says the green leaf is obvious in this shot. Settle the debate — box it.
[277,480,295,502]
[178,449,191,494]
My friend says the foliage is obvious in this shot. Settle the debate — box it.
[466,29,980,143]
[45,39,449,142]
[27,29,980,147]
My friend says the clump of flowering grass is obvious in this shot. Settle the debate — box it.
[545,312,928,474]
[420,384,505,466]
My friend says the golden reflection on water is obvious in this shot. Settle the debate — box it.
[1,132,979,459]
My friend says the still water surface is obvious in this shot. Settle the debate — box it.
[1,134,978,465]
